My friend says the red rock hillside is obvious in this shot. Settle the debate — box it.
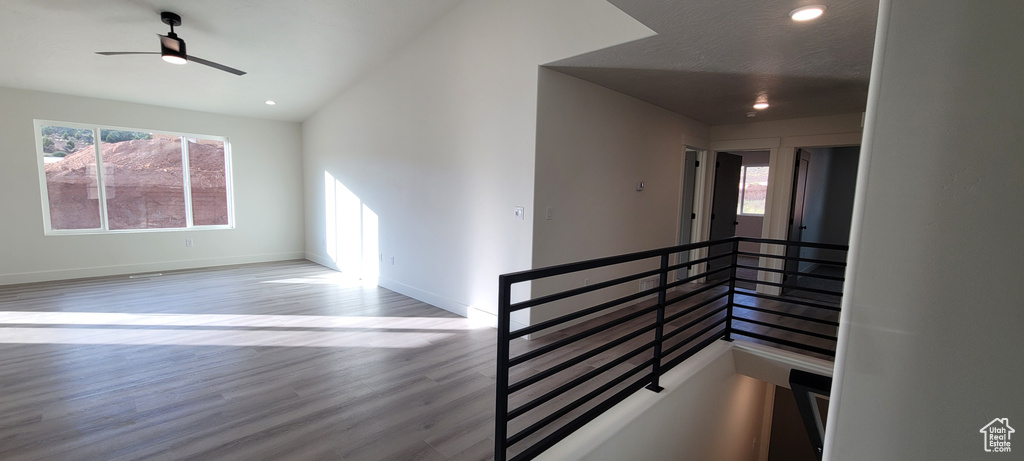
[45,137,228,230]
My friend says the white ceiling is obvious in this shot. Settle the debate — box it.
[0,0,464,122]
[550,0,879,125]
[0,0,878,126]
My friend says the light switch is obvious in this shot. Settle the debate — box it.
[546,207,553,220]
[513,206,525,220]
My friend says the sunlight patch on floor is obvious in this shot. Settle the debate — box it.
[260,271,377,287]
[0,326,452,348]
[0,311,483,330]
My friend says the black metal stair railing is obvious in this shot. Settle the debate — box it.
[494,236,848,461]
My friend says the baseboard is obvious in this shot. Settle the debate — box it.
[304,251,339,271]
[303,254,518,328]
[377,277,470,318]
[0,251,305,286]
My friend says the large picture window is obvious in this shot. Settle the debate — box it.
[36,121,234,234]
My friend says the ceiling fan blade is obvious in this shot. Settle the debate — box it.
[186,55,246,76]
[96,52,160,56]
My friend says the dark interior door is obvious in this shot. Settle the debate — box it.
[677,148,699,281]
[707,153,742,280]
[784,151,810,287]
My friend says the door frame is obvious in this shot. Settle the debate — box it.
[707,133,862,294]
[676,146,705,281]
[676,136,709,280]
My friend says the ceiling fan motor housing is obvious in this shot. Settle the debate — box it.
[160,12,182,28]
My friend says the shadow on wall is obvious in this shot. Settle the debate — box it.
[325,171,378,284]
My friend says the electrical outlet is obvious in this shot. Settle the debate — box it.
[390,256,395,266]
[185,238,194,247]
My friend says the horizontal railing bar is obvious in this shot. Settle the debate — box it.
[509,258,729,317]
[733,291,841,312]
[507,359,654,447]
[730,329,836,357]
[509,267,664,312]
[663,304,729,343]
[664,291,729,324]
[732,303,839,326]
[664,265,732,291]
[501,238,739,285]
[665,253,727,273]
[735,237,850,252]
[731,317,838,342]
[666,277,730,301]
[661,329,728,372]
[497,237,849,461]
[509,305,658,368]
[509,374,653,461]
[507,339,656,421]
[511,290,652,338]
[734,264,846,282]
[663,313,729,356]
[736,251,847,268]
[662,317,729,358]
[508,323,657,394]
[733,277,845,297]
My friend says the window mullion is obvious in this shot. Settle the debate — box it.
[737,166,746,215]
[181,137,194,228]
[93,127,111,230]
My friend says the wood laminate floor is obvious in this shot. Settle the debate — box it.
[0,260,836,461]
[0,261,498,461]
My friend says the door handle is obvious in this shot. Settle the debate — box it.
[734,221,739,225]
[800,226,807,230]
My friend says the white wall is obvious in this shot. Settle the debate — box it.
[530,68,709,325]
[710,114,864,143]
[0,87,305,285]
[826,0,1024,459]
[301,0,654,319]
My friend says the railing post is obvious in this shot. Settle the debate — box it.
[725,238,739,341]
[646,253,669,393]
[494,276,511,461]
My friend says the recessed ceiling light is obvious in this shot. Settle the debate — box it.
[790,5,826,21]
[264,100,276,105]
[753,102,770,110]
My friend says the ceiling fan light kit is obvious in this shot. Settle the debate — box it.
[160,37,187,65]
[96,11,246,76]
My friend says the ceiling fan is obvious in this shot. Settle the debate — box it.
[96,12,246,76]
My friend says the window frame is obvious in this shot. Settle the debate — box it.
[736,164,769,217]
[34,119,235,235]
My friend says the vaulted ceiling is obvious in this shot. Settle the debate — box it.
[0,0,464,122]
[0,0,878,125]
